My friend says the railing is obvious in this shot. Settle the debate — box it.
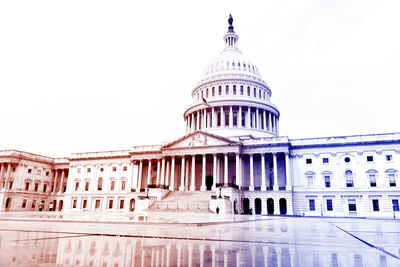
[147,184,169,190]
[215,183,239,189]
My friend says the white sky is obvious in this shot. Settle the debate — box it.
[0,1,399,157]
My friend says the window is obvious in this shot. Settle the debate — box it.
[218,86,222,95]
[348,199,357,212]
[309,199,315,211]
[372,199,379,211]
[345,170,354,187]
[392,199,399,212]
[344,157,351,163]
[322,158,329,164]
[75,182,80,191]
[307,175,314,188]
[121,180,126,191]
[100,167,104,172]
[110,180,115,191]
[37,170,41,175]
[22,199,27,208]
[87,168,91,173]
[212,87,215,96]
[73,199,77,209]
[85,181,89,191]
[123,166,127,172]
[326,199,333,211]
[109,199,113,209]
[77,168,81,173]
[34,182,39,192]
[240,85,244,95]
[112,167,117,172]
[367,156,374,162]
[206,88,209,98]
[32,200,36,209]
[306,158,312,164]
[233,85,236,95]
[28,169,32,174]
[259,89,261,98]
[25,182,30,191]
[247,86,250,96]
[369,174,377,187]
[12,167,16,172]
[225,85,229,95]
[324,176,331,188]
[98,178,103,191]
[386,155,393,162]
[83,199,87,209]
[95,200,100,209]
[119,199,124,209]
[43,184,47,192]
[387,171,397,187]
[46,171,49,176]
[8,180,13,190]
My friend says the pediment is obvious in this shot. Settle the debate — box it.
[163,131,239,149]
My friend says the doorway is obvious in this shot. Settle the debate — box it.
[52,200,57,211]
[267,198,274,215]
[279,198,287,215]
[5,198,11,210]
[243,198,250,214]
[255,198,262,215]
[58,200,63,211]
[130,198,135,211]
[206,176,213,190]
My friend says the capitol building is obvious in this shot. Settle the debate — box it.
[0,16,399,219]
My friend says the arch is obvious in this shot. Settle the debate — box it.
[5,198,11,210]
[52,200,57,211]
[267,198,274,215]
[366,169,378,174]
[130,198,135,211]
[279,198,287,215]
[255,198,262,215]
[206,175,213,190]
[385,169,398,174]
[243,198,250,215]
[58,200,63,211]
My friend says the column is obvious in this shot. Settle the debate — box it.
[235,153,240,187]
[169,157,175,190]
[4,164,11,191]
[252,110,256,129]
[236,249,242,267]
[147,160,152,186]
[261,153,266,191]
[190,155,196,191]
[165,159,170,187]
[229,106,233,127]
[199,244,205,267]
[256,108,259,129]
[160,158,166,186]
[203,109,207,129]
[249,154,254,191]
[53,170,58,193]
[268,112,272,132]
[273,153,279,190]
[188,244,193,267]
[156,159,161,185]
[211,245,216,267]
[177,243,182,267]
[59,169,65,193]
[136,160,143,192]
[179,157,185,191]
[213,154,217,190]
[220,106,225,127]
[191,113,195,132]
[238,106,242,128]
[196,111,200,130]
[262,247,269,267]
[247,107,251,128]
[276,117,279,135]
[224,153,228,185]
[212,107,216,128]
[285,153,292,190]
[201,154,206,191]
[263,110,267,130]
[166,244,171,267]
[0,164,4,189]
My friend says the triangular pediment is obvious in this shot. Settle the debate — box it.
[163,131,239,149]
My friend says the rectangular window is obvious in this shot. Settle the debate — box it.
[240,85,243,95]
[123,166,127,171]
[46,171,49,176]
[119,199,124,209]
[110,181,115,191]
[109,199,113,209]
[121,181,126,191]
[87,168,91,173]
[324,176,331,187]
[326,199,333,211]
[348,199,357,212]
[34,183,39,192]
[372,199,380,211]
[386,155,393,162]
[25,182,30,191]
[112,167,117,172]
[212,87,215,96]
[367,156,374,162]
[95,199,100,209]
[322,158,329,164]
[369,174,377,187]
[28,169,32,173]
[389,173,396,187]
[392,199,399,212]
[83,199,87,209]
[226,85,229,95]
[307,175,314,188]
[247,86,250,96]
[309,199,315,211]
[85,181,89,191]
[219,86,222,95]
[43,184,47,193]
[22,199,27,208]
[73,199,77,209]
[75,182,79,191]
[306,158,312,164]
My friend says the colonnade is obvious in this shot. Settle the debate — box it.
[134,152,291,192]
[52,169,68,194]
[185,106,278,135]
[0,162,13,190]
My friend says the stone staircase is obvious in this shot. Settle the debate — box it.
[149,191,213,213]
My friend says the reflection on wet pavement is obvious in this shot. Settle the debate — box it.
[0,214,399,266]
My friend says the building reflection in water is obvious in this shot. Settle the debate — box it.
[0,230,397,266]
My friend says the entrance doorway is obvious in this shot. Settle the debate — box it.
[279,198,287,215]
[5,198,11,210]
[52,200,57,211]
[255,198,262,214]
[130,198,135,211]
[243,198,250,214]
[206,176,213,190]
[267,198,274,215]
[58,200,63,211]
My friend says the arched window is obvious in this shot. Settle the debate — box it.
[218,86,222,95]
[253,88,257,97]
[305,171,315,188]
[366,169,378,187]
[233,85,236,95]
[240,85,244,95]
[98,177,103,191]
[225,85,229,95]
[322,171,332,188]
[259,89,262,98]
[212,87,215,96]
[345,170,354,187]
[247,86,250,96]
[206,88,209,98]
[385,169,398,187]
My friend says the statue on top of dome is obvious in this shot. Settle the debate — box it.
[228,14,234,32]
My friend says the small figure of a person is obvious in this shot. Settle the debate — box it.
[216,207,220,214]
[49,202,53,211]
[249,208,253,215]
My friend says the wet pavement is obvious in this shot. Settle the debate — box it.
[0,212,399,266]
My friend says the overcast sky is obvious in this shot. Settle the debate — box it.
[0,1,399,157]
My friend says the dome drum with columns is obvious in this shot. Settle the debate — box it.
[184,15,280,139]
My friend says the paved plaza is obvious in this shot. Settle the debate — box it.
[0,212,399,266]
